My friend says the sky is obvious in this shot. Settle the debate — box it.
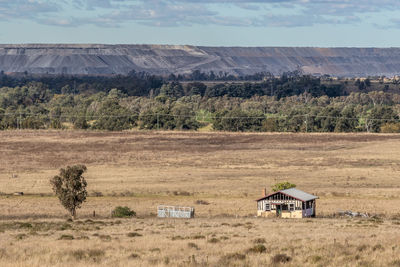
[1,0,400,47]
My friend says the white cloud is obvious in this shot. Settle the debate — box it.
[0,0,399,28]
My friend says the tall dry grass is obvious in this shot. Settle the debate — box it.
[1,130,400,266]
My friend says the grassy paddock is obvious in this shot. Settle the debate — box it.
[1,130,400,266]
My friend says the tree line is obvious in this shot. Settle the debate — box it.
[0,71,344,99]
[1,72,400,132]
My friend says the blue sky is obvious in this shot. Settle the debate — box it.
[1,0,400,46]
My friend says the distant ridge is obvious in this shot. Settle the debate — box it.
[1,44,400,77]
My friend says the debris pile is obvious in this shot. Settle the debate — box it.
[338,210,369,218]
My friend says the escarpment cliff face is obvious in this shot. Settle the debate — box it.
[1,44,400,76]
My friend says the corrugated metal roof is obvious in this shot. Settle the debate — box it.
[280,188,318,201]
[256,188,318,202]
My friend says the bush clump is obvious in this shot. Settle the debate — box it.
[248,244,267,253]
[218,253,246,265]
[271,253,292,264]
[223,253,246,261]
[128,253,140,259]
[127,232,142,237]
[111,206,136,218]
[271,182,296,192]
[69,249,105,262]
[195,200,210,205]
[208,237,219,243]
[187,242,199,250]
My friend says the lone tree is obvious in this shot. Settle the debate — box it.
[271,182,296,192]
[50,165,88,219]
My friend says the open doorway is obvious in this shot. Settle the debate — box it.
[276,205,282,217]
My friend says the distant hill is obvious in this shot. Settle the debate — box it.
[1,44,400,77]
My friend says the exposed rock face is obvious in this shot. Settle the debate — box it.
[1,44,400,77]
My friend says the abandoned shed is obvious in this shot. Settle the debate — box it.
[256,188,318,218]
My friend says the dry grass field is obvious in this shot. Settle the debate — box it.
[1,130,400,266]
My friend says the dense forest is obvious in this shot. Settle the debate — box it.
[1,71,400,132]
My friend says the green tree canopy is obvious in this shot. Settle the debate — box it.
[271,182,296,192]
[50,165,88,219]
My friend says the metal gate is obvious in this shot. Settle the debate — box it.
[157,205,195,218]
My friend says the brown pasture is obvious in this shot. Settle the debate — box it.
[0,130,400,266]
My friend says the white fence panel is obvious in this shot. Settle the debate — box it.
[157,205,195,218]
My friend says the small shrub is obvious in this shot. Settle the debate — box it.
[98,234,111,241]
[128,253,140,259]
[127,232,142,237]
[173,191,192,196]
[71,249,85,260]
[18,222,32,229]
[357,244,369,252]
[188,242,199,249]
[271,253,291,264]
[58,234,74,240]
[88,249,105,259]
[60,223,72,230]
[69,249,105,262]
[208,237,219,243]
[254,238,266,244]
[15,234,27,240]
[164,257,170,265]
[248,244,267,253]
[223,253,246,261]
[191,234,205,239]
[150,248,161,253]
[309,255,322,263]
[218,253,246,265]
[195,200,210,205]
[171,235,184,240]
[111,206,136,218]
[372,244,384,251]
